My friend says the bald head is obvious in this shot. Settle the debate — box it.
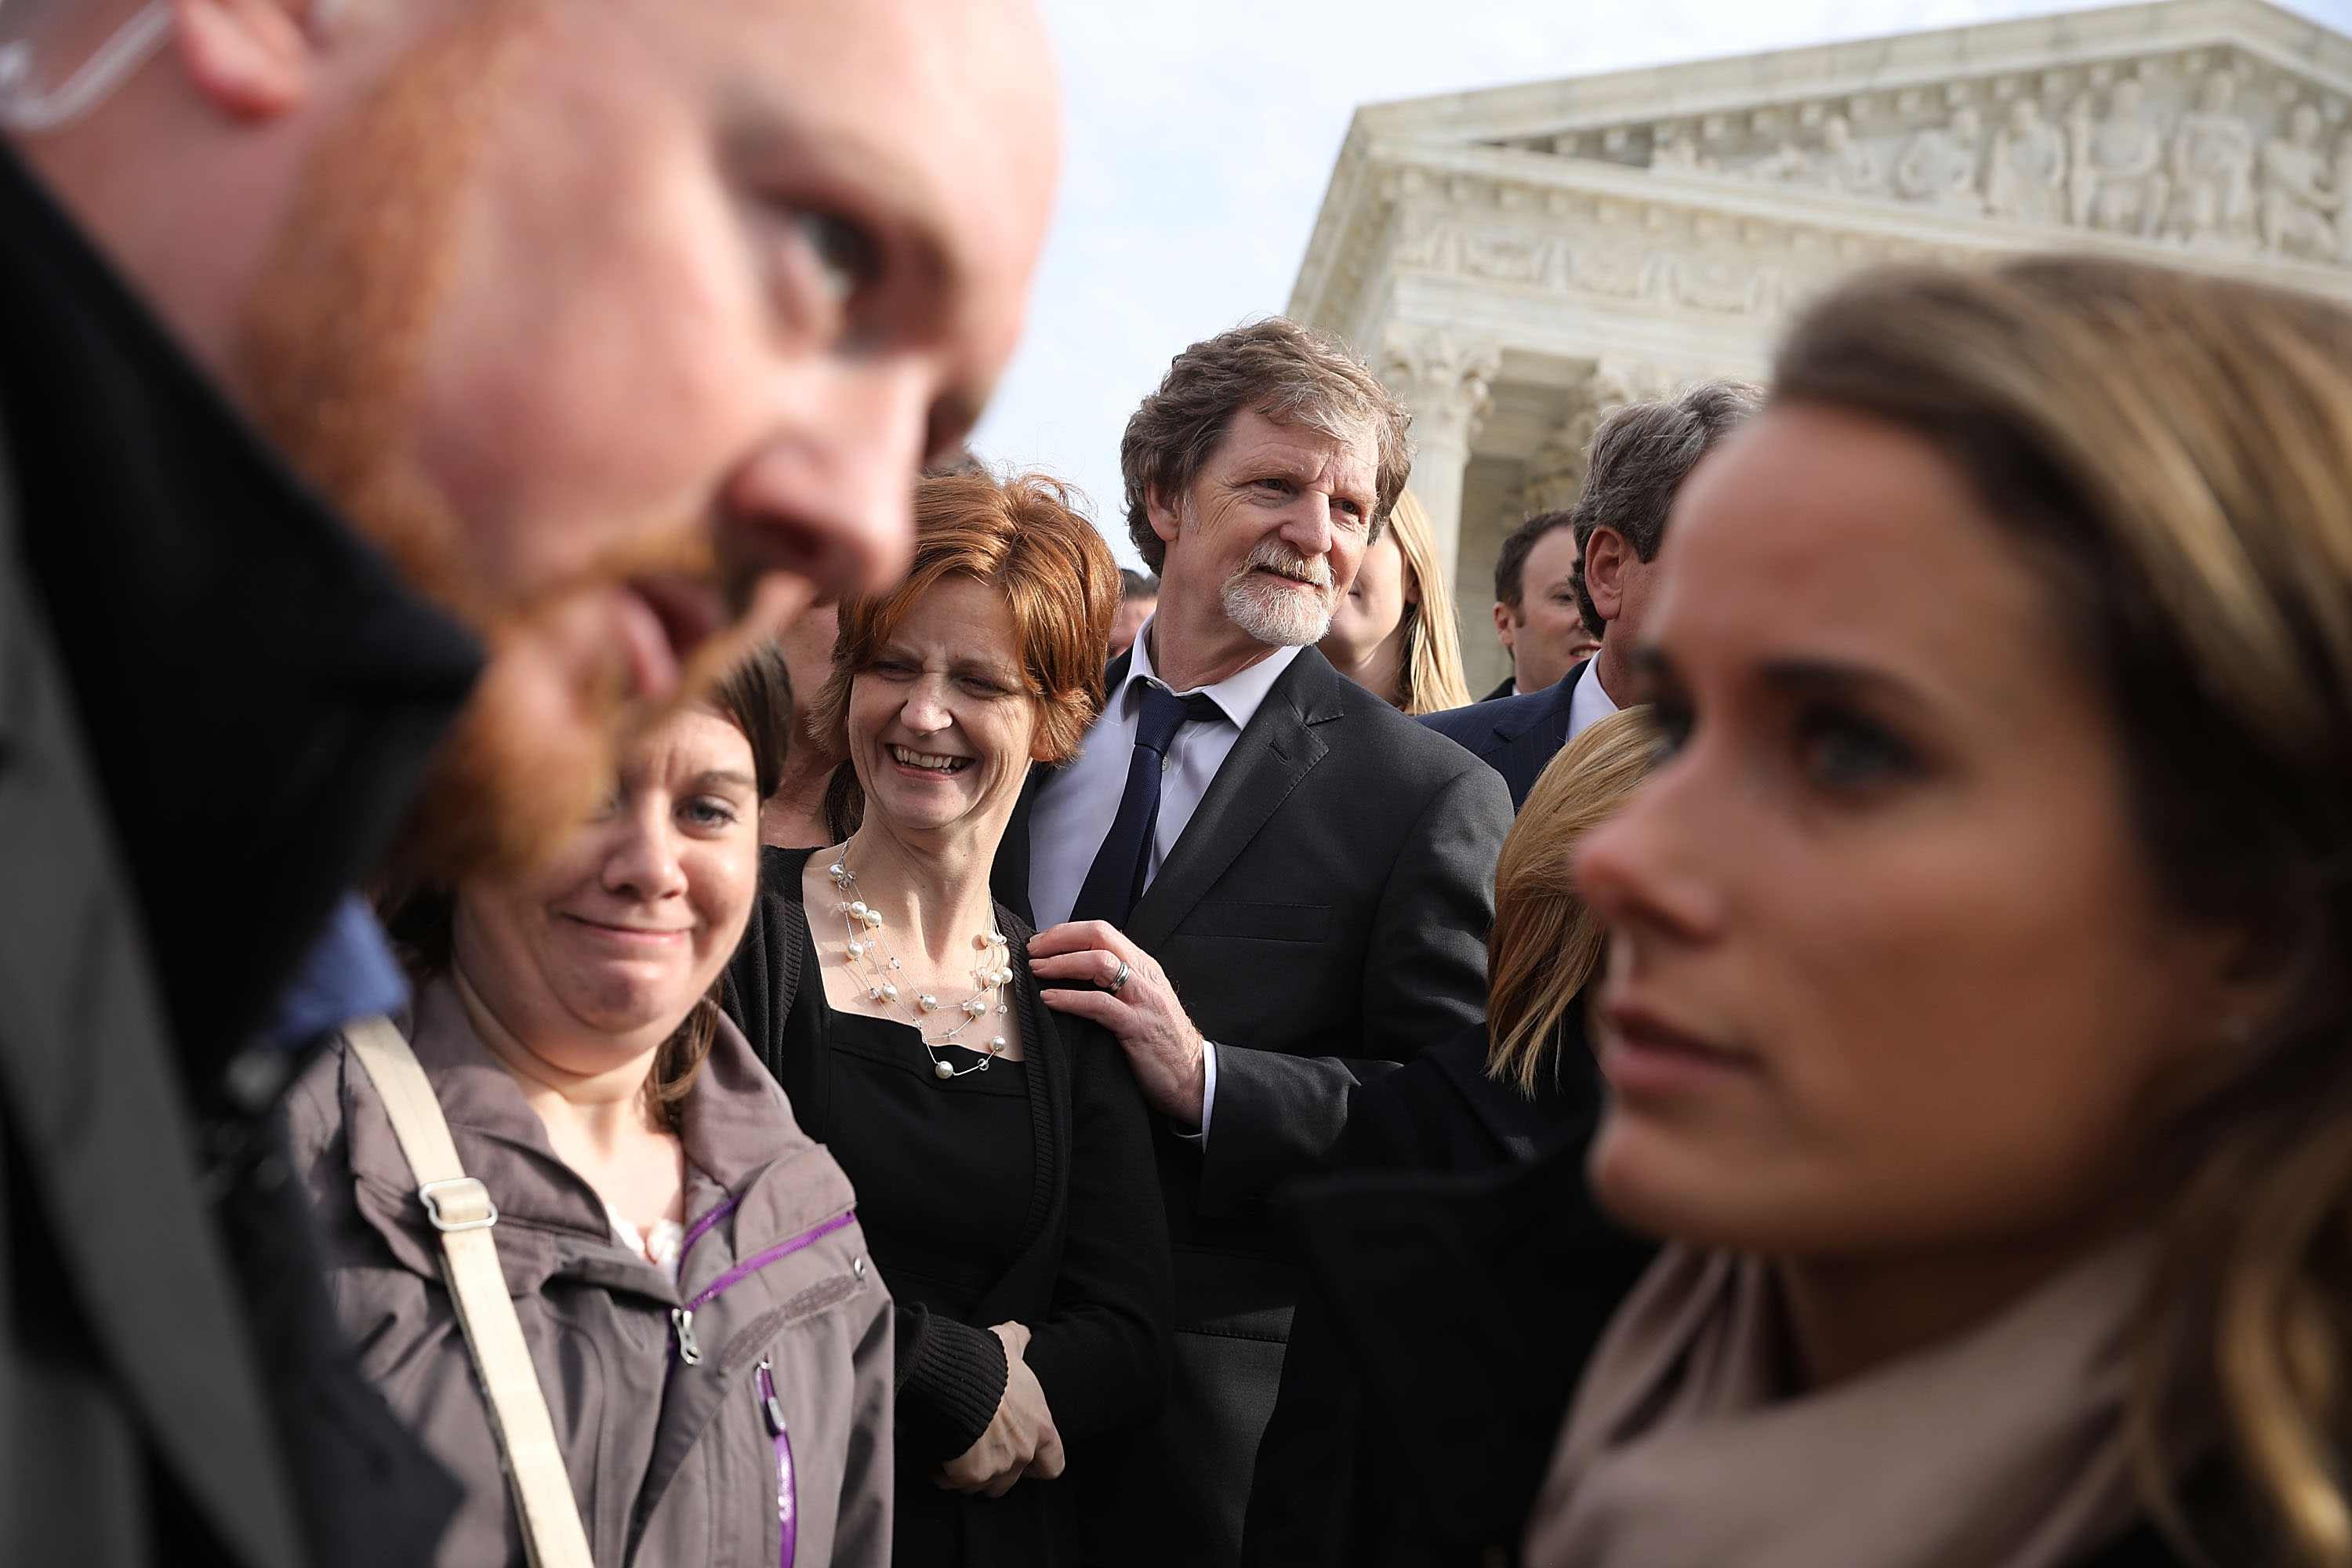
[7,0,1058,876]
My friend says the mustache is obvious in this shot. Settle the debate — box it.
[1239,539,1334,590]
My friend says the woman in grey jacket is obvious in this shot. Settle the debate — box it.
[285,666,894,1567]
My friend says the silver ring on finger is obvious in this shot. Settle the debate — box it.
[1109,959,1132,994]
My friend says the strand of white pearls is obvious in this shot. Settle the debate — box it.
[827,851,1013,1080]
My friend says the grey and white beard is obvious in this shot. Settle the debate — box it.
[1220,538,1338,648]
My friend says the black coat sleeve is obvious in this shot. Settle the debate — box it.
[1022,1013,1175,1445]
[894,1303,1011,1462]
[1195,762,1510,1217]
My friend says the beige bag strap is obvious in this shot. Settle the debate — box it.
[343,1015,597,1568]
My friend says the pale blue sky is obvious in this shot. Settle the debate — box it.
[970,0,2352,564]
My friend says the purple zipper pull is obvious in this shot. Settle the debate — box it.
[757,1357,797,1568]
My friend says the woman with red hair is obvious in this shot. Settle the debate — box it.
[725,470,1171,1568]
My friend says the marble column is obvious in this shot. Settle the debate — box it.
[1379,328,1501,579]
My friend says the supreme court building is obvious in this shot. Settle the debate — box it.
[1289,0,2352,695]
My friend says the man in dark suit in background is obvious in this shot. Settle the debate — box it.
[1481,508,1597,702]
[1427,380,1760,806]
[994,318,1512,1568]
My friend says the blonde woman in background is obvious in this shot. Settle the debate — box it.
[1241,708,1661,1568]
[1319,488,1474,715]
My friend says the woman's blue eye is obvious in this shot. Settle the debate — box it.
[681,797,739,830]
[1797,709,1917,788]
[1652,700,1693,760]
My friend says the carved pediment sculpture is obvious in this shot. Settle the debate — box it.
[2258,103,2341,258]
[1985,99,2068,223]
[2073,80,2169,236]
[2166,69,2258,242]
[1477,37,2352,274]
[1895,107,1987,214]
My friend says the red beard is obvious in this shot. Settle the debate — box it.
[234,2,757,889]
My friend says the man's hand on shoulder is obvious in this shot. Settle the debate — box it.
[1029,921,1207,1129]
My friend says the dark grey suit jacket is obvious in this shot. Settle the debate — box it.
[994,644,1512,1567]
[1421,659,1587,811]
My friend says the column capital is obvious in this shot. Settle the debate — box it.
[1523,356,1676,513]
[1378,327,1503,449]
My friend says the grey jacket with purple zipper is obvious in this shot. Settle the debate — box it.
[283,975,894,1568]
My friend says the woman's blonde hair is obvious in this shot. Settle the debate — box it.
[1777,255,2352,1566]
[1385,488,1474,716]
[1485,706,1658,1095]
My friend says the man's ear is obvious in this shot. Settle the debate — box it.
[172,0,312,121]
[1491,601,1516,651]
[1143,484,1185,550]
[1584,527,1629,625]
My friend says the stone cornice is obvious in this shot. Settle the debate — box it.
[1345,0,2352,144]
[1291,0,2352,335]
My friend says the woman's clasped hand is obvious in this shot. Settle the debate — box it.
[936,1323,1068,1497]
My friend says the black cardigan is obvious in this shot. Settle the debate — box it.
[722,847,1174,1462]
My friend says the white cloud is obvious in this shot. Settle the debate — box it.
[972,0,2352,564]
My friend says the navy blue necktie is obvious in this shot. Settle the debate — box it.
[1069,685,1225,927]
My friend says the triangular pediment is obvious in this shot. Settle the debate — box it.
[1385,1,2351,255]
[1286,0,2352,700]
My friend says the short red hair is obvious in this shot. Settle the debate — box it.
[809,470,1120,782]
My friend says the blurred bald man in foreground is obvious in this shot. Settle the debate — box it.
[0,2,1056,1563]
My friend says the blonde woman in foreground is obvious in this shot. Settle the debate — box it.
[1318,488,1474,716]
[1550,256,2352,1566]
[1292,255,2352,1568]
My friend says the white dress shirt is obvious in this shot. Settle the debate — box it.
[1566,657,1621,742]
[1026,619,1303,1140]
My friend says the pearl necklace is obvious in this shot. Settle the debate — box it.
[825,850,1013,1080]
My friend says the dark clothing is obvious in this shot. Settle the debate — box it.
[1241,1024,1601,1568]
[2079,1527,2193,1567]
[996,645,1512,1568]
[1322,1020,1593,1173]
[1289,1132,2206,1568]
[1281,1137,1653,1567]
[820,1008,1036,1313]
[1421,662,1586,811]
[1479,675,1515,703]
[0,147,476,1566]
[724,848,1174,1568]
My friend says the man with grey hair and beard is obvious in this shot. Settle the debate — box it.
[994,318,1512,1568]
[0,1,1056,1565]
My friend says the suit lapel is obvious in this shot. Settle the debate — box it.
[1543,659,1584,750]
[1490,659,1584,748]
[1124,648,1342,951]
